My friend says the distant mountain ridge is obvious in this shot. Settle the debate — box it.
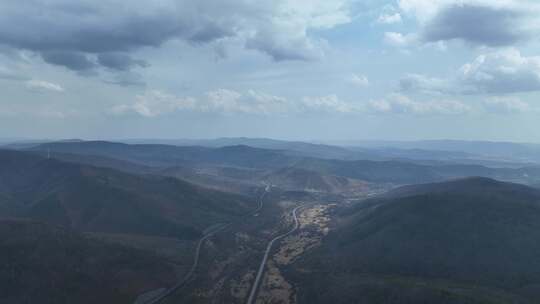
[6,137,540,164]
[121,137,355,160]
[28,141,540,185]
[342,139,540,163]
[31,141,295,169]
[122,137,540,165]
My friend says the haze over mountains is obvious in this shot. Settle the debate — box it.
[3,138,540,303]
[4,0,540,302]
[122,138,540,164]
[345,140,540,163]
[25,139,540,186]
[7,137,540,164]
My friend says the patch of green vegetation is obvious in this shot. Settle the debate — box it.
[0,219,178,304]
[291,273,530,304]
[0,150,254,240]
[293,178,540,303]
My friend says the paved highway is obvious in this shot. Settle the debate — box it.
[142,187,269,304]
[143,222,230,304]
[246,204,304,304]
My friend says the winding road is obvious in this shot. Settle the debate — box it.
[143,223,230,304]
[246,204,304,304]
[142,187,269,304]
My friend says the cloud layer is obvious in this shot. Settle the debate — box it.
[0,0,354,75]
[400,49,540,95]
[423,4,526,46]
[26,80,65,92]
[112,89,477,117]
[393,0,540,48]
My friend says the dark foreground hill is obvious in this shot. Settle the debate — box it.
[0,219,177,304]
[0,150,252,239]
[293,178,540,304]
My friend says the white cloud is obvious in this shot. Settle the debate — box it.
[112,89,290,117]
[302,94,361,113]
[205,89,290,114]
[368,93,471,114]
[348,74,370,87]
[377,13,402,24]
[459,48,540,94]
[25,80,64,92]
[242,0,354,61]
[112,89,475,118]
[400,48,540,95]
[303,93,470,115]
[483,97,531,113]
[384,32,417,47]
[400,74,455,95]
[111,90,196,117]
[115,91,362,117]
[398,0,452,23]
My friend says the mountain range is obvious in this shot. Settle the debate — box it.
[0,150,253,240]
[294,177,540,304]
[26,141,540,186]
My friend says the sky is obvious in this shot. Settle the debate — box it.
[1,0,540,142]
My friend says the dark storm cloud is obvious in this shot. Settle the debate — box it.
[423,4,528,46]
[0,1,232,72]
[0,0,349,74]
[41,51,96,71]
[0,2,230,53]
[97,53,148,71]
[188,24,234,44]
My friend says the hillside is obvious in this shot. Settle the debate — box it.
[29,148,364,195]
[293,178,540,304]
[262,167,369,194]
[0,150,252,239]
[159,165,263,194]
[123,138,492,163]
[36,151,156,175]
[0,219,177,304]
[31,141,296,169]
[134,137,358,160]
[296,158,540,185]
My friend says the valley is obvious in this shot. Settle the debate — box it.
[155,189,355,304]
[4,2,540,302]
[3,138,540,304]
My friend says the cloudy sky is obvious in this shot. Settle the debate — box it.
[1,0,540,141]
